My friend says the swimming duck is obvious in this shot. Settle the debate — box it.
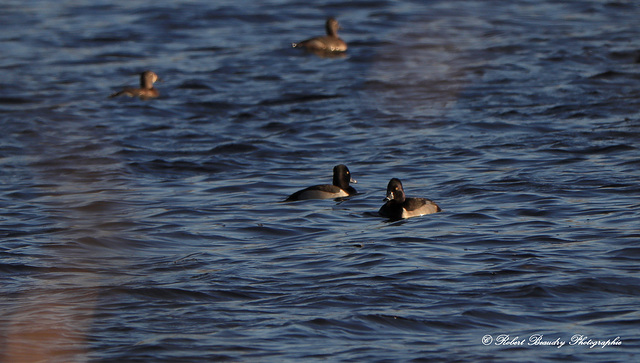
[109,71,160,99]
[292,17,347,52]
[285,164,357,201]
[379,178,441,220]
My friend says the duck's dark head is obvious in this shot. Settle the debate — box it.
[384,178,406,203]
[333,164,356,189]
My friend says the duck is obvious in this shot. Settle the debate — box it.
[378,178,441,220]
[109,71,160,99]
[285,164,357,201]
[292,17,348,52]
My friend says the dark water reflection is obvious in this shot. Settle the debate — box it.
[1,0,639,361]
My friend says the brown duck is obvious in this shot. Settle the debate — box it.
[292,18,347,52]
[110,71,160,100]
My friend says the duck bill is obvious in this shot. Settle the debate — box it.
[350,177,357,184]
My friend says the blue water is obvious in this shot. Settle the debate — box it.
[1,0,639,361]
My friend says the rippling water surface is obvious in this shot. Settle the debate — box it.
[1,0,639,361]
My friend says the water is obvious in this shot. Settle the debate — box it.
[1,0,639,361]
